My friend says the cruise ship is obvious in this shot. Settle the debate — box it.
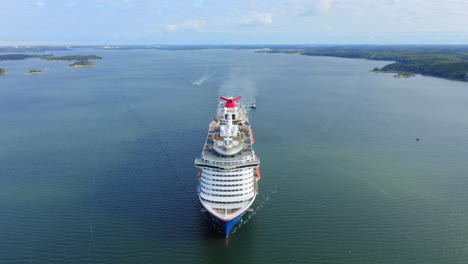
[195,96,261,237]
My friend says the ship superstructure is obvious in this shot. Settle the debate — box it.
[195,96,261,237]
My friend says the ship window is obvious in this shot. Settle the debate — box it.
[232,114,236,119]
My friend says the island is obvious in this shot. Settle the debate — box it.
[26,69,43,75]
[25,68,49,75]
[69,60,93,67]
[41,55,101,68]
[0,68,5,75]
[0,54,102,62]
[0,46,71,53]
[393,72,415,78]
[0,54,42,61]
[371,68,415,78]
[259,45,468,82]
[41,55,102,61]
[0,53,102,70]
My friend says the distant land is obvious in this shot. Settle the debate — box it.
[26,69,43,75]
[1,45,468,82]
[69,60,94,67]
[0,53,102,72]
[0,46,70,53]
[0,54,42,61]
[0,54,102,62]
[44,55,101,68]
[257,45,468,82]
[25,68,49,75]
[42,55,102,61]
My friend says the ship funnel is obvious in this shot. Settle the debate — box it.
[220,96,241,108]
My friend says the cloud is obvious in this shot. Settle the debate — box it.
[67,1,79,8]
[288,0,334,16]
[241,12,273,26]
[166,20,203,32]
[316,0,333,14]
[4,0,468,45]
[166,24,178,32]
[193,0,205,8]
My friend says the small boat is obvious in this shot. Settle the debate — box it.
[250,103,256,109]
[192,80,202,86]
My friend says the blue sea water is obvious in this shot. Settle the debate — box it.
[1,49,468,263]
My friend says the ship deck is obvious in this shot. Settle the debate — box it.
[195,120,260,169]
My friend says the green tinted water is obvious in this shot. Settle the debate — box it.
[1,49,468,263]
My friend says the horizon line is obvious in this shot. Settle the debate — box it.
[3,43,468,47]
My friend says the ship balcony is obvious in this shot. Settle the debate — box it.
[195,158,260,169]
[200,191,255,203]
[200,185,255,193]
[200,200,252,209]
[201,151,254,163]
[200,177,254,186]
[197,148,259,166]
[201,185,254,193]
[202,168,254,176]
[201,173,254,182]
[200,194,256,220]
[200,187,254,197]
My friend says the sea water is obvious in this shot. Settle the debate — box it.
[1,49,468,263]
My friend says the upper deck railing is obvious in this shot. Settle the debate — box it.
[195,157,260,169]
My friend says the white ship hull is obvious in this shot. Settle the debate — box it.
[195,96,260,237]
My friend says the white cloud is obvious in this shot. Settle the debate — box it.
[5,0,468,44]
[184,20,202,31]
[286,0,335,16]
[166,20,203,32]
[241,12,273,26]
[166,24,178,32]
[316,0,333,14]
[67,1,79,8]
[193,0,205,8]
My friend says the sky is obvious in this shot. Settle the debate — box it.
[1,0,468,45]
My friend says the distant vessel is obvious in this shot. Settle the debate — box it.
[250,103,256,109]
[192,80,202,86]
[195,96,261,237]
